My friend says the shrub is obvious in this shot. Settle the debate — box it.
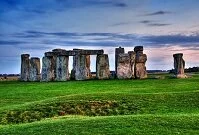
[0,100,141,125]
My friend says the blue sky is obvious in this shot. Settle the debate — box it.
[0,0,199,73]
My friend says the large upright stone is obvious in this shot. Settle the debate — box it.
[115,47,125,74]
[41,56,54,81]
[96,54,110,79]
[44,52,56,81]
[71,49,82,80]
[117,53,132,79]
[75,55,91,80]
[29,57,40,81]
[21,54,30,81]
[71,55,78,80]
[128,51,136,78]
[52,49,66,80]
[55,55,69,81]
[173,53,186,78]
[134,46,147,79]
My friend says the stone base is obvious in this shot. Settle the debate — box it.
[175,74,187,78]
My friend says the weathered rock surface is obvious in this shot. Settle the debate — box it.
[128,51,136,78]
[55,56,69,81]
[96,54,110,79]
[29,57,40,81]
[71,49,82,80]
[41,56,54,81]
[134,46,147,79]
[173,53,187,78]
[75,55,91,80]
[117,53,132,79]
[135,63,147,79]
[21,54,30,81]
[115,47,125,74]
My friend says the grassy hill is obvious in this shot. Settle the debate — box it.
[0,73,199,134]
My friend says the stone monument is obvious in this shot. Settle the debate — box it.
[96,54,110,79]
[21,54,30,81]
[117,53,132,79]
[29,57,40,81]
[173,53,187,78]
[134,46,147,79]
[115,47,125,75]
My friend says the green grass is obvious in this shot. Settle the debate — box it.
[0,73,199,134]
[1,114,199,135]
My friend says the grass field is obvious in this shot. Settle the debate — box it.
[0,73,199,134]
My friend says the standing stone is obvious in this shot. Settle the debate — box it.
[96,54,110,79]
[173,53,186,78]
[41,56,54,81]
[115,47,125,75]
[55,55,69,81]
[85,55,91,77]
[75,55,91,80]
[117,53,132,79]
[134,46,147,79]
[21,54,30,81]
[71,55,78,80]
[29,57,40,81]
[71,49,82,80]
[128,51,136,78]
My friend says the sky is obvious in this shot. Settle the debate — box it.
[0,0,199,74]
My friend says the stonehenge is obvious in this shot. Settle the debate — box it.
[21,47,149,81]
[173,53,187,78]
[21,46,188,81]
[20,46,189,81]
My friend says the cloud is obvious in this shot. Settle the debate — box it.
[144,10,172,16]
[147,23,171,27]
[139,20,171,27]
[2,30,199,50]
[114,3,127,7]
[54,0,127,9]
[110,22,132,27]
[0,40,27,45]
[143,34,199,46]
[139,20,152,24]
